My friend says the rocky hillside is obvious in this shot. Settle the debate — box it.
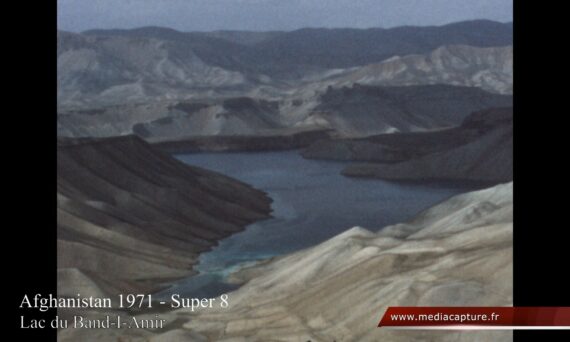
[305,45,512,95]
[59,183,512,341]
[57,136,271,297]
[298,85,512,136]
[338,107,512,182]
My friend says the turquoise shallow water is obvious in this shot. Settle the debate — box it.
[157,151,479,298]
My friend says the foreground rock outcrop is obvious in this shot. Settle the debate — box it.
[57,136,271,297]
[60,183,512,341]
[175,182,513,341]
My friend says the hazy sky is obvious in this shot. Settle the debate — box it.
[58,0,513,33]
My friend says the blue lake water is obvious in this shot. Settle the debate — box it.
[157,151,479,298]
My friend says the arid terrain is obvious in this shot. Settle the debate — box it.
[56,19,514,342]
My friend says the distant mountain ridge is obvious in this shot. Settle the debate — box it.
[78,20,512,75]
[247,20,512,71]
[58,20,512,109]
[58,20,513,140]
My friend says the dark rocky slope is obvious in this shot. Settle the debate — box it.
[304,107,512,183]
[57,136,271,297]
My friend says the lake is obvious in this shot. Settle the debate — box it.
[157,151,479,298]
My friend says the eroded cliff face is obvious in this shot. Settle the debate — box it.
[57,136,271,297]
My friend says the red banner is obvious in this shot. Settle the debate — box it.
[378,307,570,329]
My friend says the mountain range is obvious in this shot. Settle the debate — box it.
[80,20,512,73]
[58,20,512,108]
[57,20,513,142]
